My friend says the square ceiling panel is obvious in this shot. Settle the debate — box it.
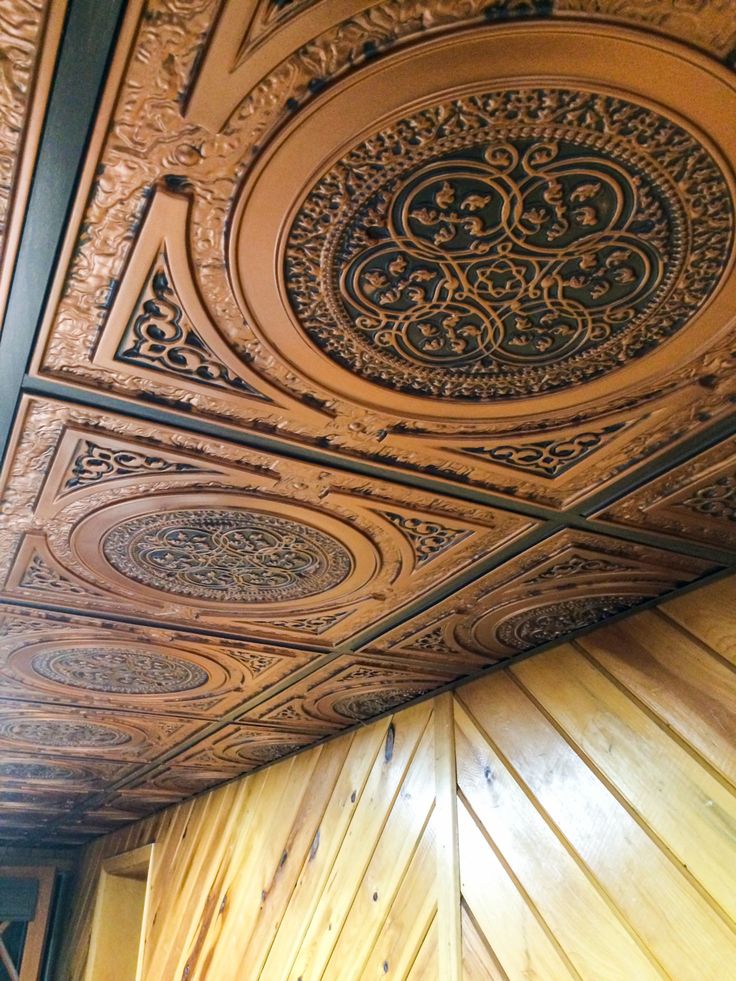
[0,397,533,645]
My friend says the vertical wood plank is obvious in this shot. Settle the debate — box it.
[434,693,462,981]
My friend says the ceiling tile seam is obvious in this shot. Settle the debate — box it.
[0,597,329,653]
[1,511,732,664]
[0,694,218,722]
[18,379,736,569]
[19,377,564,522]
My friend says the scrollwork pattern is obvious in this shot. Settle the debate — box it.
[0,719,131,748]
[66,439,205,489]
[676,475,736,522]
[30,646,209,695]
[495,594,649,649]
[287,89,732,401]
[102,507,353,603]
[380,511,471,565]
[118,261,270,400]
[463,424,626,478]
[20,553,88,596]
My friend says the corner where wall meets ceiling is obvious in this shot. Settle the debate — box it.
[1,0,736,847]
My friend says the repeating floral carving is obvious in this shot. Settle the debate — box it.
[379,511,472,565]
[0,719,130,748]
[523,555,629,583]
[598,439,736,548]
[0,761,79,781]
[20,552,87,596]
[102,507,353,603]
[371,531,714,665]
[7,1,736,842]
[65,439,206,490]
[495,594,649,649]
[462,424,626,478]
[287,89,732,401]
[332,688,432,721]
[676,476,736,522]
[30,646,209,695]
[118,260,269,400]
[29,0,736,519]
[266,611,350,635]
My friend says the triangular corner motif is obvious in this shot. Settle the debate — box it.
[116,251,271,403]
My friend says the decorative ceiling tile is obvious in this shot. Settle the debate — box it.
[0,752,136,794]
[596,436,736,551]
[0,700,206,762]
[30,8,736,509]
[0,397,533,643]
[0,605,318,717]
[120,765,246,802]
[241,655,457,734]
[172,725,321,773]
[364,532,717,664]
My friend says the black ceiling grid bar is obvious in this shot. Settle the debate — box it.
[572,408,736,517]
[22,378,565,523]
[0,0,127,466]
[0,594,329,653]
[21,380,736,569]
[41,560,732,843]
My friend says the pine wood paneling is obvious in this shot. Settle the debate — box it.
[59,574,736,980]
[662,580,736,667]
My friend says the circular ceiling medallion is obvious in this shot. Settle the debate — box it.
[285,89,732,402]
[0,719,130,748]
[234,23,736,421]
[491,594,648,651]
[30,646,208,695]
[101,507,353,604]
[0,761,79,781]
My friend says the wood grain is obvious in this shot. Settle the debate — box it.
[58,573,736,980]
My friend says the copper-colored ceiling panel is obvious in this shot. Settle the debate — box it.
[0,605,318,717]
[0,752,136,796]
[364,531,717,664]
[0,397,533,643]
[171,725,323,773]
[30,9,736,509]
[0,700,207,762]
[241,654,460,734]
[596,436,736,551]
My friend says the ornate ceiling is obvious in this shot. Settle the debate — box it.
[1,0,736,846]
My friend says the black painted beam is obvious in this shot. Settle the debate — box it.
[0,0,126,462]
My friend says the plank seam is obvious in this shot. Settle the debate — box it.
[507,667,736,936]
[454,694,671,979]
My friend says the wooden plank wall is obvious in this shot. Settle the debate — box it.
[58,576,736,980]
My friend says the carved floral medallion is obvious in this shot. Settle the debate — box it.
[0,719,130,748]
[286,88,732,402]
[30,646,209,695]
[101,507,353,604]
